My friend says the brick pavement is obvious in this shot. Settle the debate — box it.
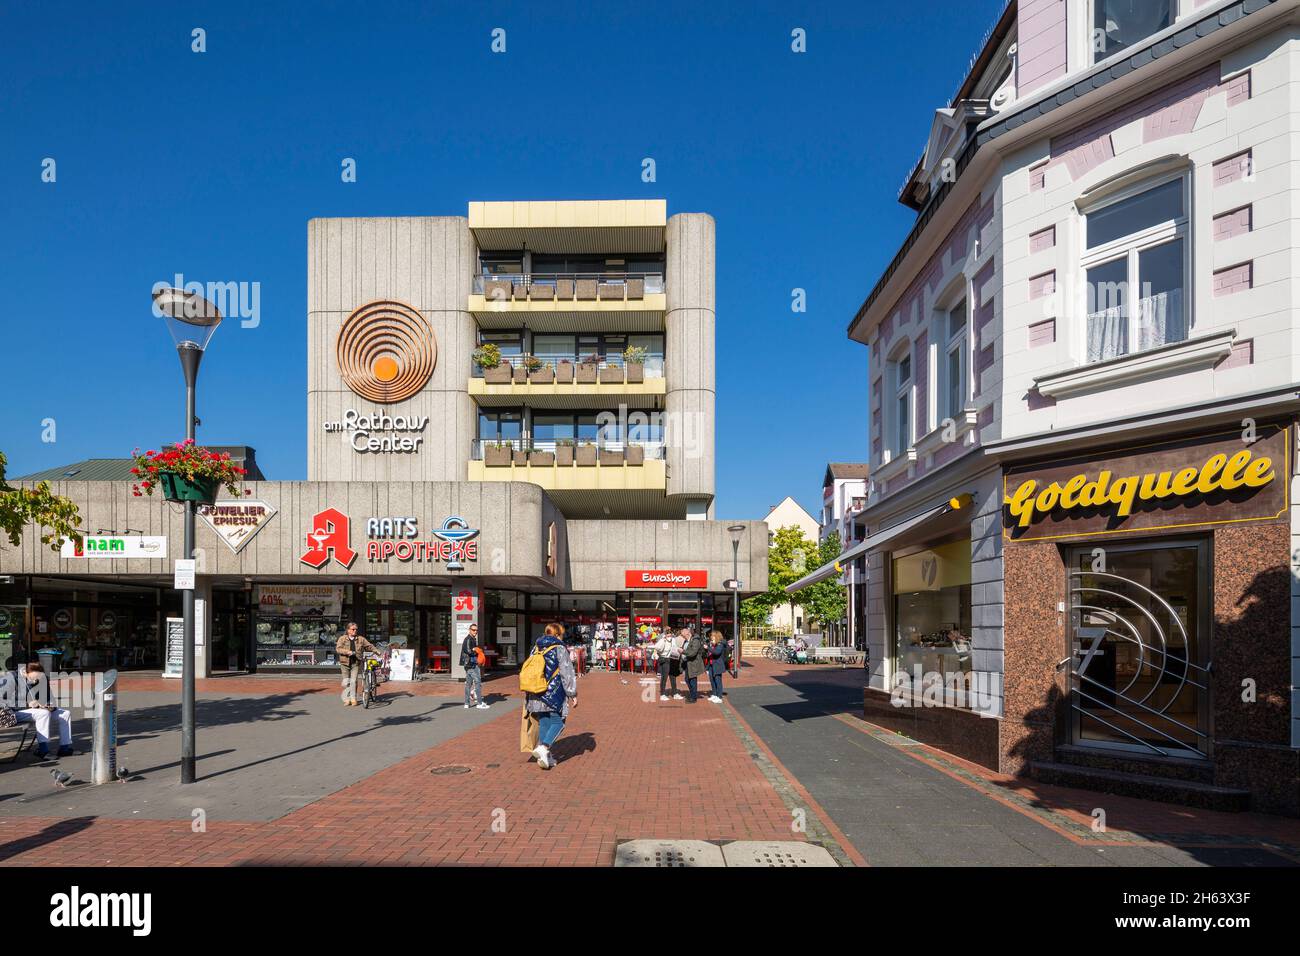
[4,660,1296,866]
[0,664,803,866]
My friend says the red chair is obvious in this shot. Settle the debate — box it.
[618,647,632,672]
[632,648,645,673]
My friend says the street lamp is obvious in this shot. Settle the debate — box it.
[727,524,745,679]
[153,286,223,785]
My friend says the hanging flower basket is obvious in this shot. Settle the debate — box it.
[130,439,248,501]
[158,473,220,504]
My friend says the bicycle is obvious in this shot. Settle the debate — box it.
[361,654,385,709]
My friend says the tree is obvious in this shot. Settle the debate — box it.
[800,532,848,631]
[759,525,823,635]
[0,451,83,551]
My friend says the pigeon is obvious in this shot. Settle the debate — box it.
[115,767,130,784]
[50,769,72,789]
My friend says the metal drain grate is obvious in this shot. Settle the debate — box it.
[721,841,838,867]
[429,765,471,775]
[614,840,725,867]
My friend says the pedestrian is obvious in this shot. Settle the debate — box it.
[0,658,74,758]
[523,623,577,770]
[706,629,728,703]
[652,631,681,702]
[460,622,489,709]
[335,622,378,707]
[680,627,706,703]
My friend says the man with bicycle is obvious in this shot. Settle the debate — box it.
[336,622,378,707]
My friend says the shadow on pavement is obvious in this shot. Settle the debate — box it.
[0,815,96,863]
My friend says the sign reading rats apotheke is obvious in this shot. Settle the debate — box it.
[1003,425,1290,542]
[300,508,479,571]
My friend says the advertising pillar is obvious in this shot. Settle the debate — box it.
[450,580,481,680]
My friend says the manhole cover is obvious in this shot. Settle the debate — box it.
[429,765,471,775]
[721,841,838,867]
[615,840,725,867]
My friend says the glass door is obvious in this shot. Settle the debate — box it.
[1066,539,1210,758]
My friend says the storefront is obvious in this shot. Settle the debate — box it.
[998,422,1296,815]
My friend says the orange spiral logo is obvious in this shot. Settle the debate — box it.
[336,300,436,404]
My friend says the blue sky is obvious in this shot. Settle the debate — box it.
[0,0,1008,521]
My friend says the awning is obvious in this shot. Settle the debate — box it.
[784,493,973,594]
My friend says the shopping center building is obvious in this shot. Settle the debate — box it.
[791,0,1300,814]
[0,200,767,679]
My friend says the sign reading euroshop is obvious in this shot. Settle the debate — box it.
[625,569,708,589]
[1002,424,1289,542]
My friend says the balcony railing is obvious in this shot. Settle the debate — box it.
[473,271,665,302]
[472,354,665,381]
[472,438,666,462]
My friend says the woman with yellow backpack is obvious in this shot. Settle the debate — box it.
[519,623,577,770]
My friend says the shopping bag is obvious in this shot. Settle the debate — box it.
[520,707,540,753]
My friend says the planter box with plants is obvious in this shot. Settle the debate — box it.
[474,343,514,384]
[556,360,574,384]
[576,443,598,466]
[623,345,647,384]
[576,357,599,384]
[528,449,555,467]
[625,444,645,466]
[131,440,247,504]
[599,448,625,466]
[599,364,625,384]
[513,447,530,466]
[528,360,554,384]
[556,440,576,466]
[484,443,513,467]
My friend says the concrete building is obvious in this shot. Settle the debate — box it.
[761,496,820,634]
[791,0,1300,815]
[0,200,765,679]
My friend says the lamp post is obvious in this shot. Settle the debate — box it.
[153,287,223,785]
[728,524,745,679]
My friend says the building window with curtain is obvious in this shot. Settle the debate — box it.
[890,352,912,459]
[1092,1,1175,64]
[1081,172,1188,364]
[942,297,967,422]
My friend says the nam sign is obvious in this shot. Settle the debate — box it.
[61,536,168,559]
[1003,425,1289,541]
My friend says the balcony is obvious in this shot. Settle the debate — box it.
[469,355,666,409]
[466,438,669,510]
[469,272,667,332]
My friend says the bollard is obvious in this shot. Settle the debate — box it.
[91,668,119,785]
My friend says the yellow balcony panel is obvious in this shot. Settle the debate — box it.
[469,376,665,410]
[469,200,666,255]
[467,459,667,494]
[468,293,666,332]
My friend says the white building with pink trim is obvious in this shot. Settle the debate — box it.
[808,0,1300,815]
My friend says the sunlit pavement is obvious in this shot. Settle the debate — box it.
[1,661,1296,866]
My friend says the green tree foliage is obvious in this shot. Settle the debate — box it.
[800,531,848,630]
[0,451,83,551]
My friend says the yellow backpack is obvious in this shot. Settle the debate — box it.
[519,642,561,694]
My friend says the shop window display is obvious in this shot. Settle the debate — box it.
[892,538,973,692]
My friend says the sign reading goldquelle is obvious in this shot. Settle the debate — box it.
[1002,425,1290,542]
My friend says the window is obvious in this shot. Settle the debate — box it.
[478,331,523,359]
[943,298,967,422]
[892,353,912,457]
[1081,174,1188,363]
[477,410,522,445]
[892,538,973,695]
[1092,1,1174,63]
